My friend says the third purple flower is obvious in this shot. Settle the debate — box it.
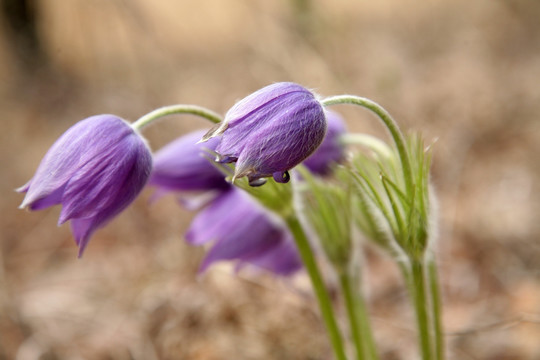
[186,187,302,276]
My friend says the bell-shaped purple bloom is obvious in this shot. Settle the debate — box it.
[202,82,327,186]
[18,114,152,257]
[148,130,229,195]
[303,110,347,175]
[185,187,302,276]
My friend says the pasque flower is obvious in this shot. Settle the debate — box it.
[148,129,229,194]
[186,187,302,276]
[303,110,347,175]
[202,82,327,186]
[147,131,300,275]
[18,114,152,257]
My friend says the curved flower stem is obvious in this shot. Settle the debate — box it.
[286,216,348,360]
[132,104,222,130]
[321,95,413,196]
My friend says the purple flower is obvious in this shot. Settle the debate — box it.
[186,187,302,276]
[303,110,347,175]
[202,82,327,186]
[147,130,300,275]
[18,114,152,257]
[148,130,229,194]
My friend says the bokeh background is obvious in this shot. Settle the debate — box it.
[1,0,539,359]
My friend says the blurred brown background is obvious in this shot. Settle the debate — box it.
[1,0,539,359]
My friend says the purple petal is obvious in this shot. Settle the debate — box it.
[185,190,236,245]
[16,180,31,194]
[71,217,96,258]
[58,135,151,224]
[186,187,300,276]
[303,110,347,175]
[225,82,309,128]
[148,130,229,193]
[198,217,281,273]
[233,101,326,178]
[238,233,302,275]
[28,184,65,210]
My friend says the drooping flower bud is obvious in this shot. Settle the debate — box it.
[202,82,327,186]
[303,110,347,175]
[185,187,302,276]
[148,130,229,194]
[18,115,152,257]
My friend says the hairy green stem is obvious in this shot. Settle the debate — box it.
[132,104,222,130]
[358,296,379,360]
[428,257,445,360]
[286,216,348,360]
[321,95,413,196]
[410,260,433,360]
[339,273,365,360]
[339,272,380,360]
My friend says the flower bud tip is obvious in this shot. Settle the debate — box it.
[200,122,227,143]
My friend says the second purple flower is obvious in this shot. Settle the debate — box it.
[202,82,327,186]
